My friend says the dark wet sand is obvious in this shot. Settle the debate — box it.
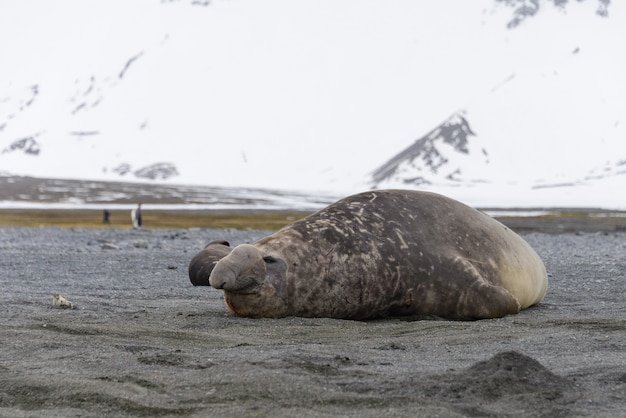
[0,226,624,417]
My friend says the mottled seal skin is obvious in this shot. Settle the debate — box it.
[188,240,231,286]
[205,190,548,320]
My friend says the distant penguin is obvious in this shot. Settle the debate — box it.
[136,203,142,228]
[131,203,142,229]
[131,208,138,228]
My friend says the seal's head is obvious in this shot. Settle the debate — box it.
[188,240,232,286]
[209,244,288,317]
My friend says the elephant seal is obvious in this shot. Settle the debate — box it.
[188,240,232,286]
[199,190,548,320]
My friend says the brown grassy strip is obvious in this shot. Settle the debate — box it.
[0,209,310,231]
[0,209,624,233]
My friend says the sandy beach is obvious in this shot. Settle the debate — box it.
[0,225,624,417]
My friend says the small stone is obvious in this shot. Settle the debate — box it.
[133,240,149,249]
[52,293,76,309]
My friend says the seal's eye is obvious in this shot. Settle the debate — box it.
[263,256,277,264]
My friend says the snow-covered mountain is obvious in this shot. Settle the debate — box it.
[1,0,624,208]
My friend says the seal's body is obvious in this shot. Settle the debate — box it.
[200,190,547,320]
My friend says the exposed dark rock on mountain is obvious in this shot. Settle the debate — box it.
[134,162,179,180]
[112,163,133,176]
[2,136,41,156]
[371,113,480,187]
[498,0,611,29]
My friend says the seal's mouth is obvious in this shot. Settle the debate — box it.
[214,275,262,293]
[222,283,261,294]
[220,279,264,294]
